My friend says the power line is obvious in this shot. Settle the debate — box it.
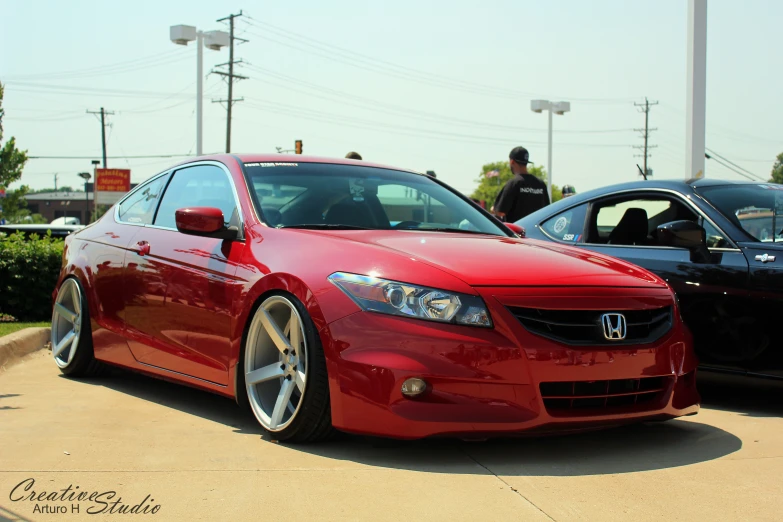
[4,82,196,100]
[240,99,633,148]
[28,154,196,160]
[242,63,633,135]
[3,49,190,81]
[704,153,763,182]
[241,16,638,104]
[705,148,766,181]
[633,98,658,178]
[212,10,248,153]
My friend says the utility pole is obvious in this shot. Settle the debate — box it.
[633,98,658,178]
[54,173,58,192]
[212,11,248,153]
[86,107,114,168]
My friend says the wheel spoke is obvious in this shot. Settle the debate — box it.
[246,362,285,385]
[270,378,295,429]
[288,314,302,354]
[71,286,81,315]
[295,369,306,393]
[259,308,292,354]
[53,330,75,357]
[54,302,77,323]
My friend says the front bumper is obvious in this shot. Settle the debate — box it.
[320,286,700,439]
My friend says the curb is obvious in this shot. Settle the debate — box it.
[0,327,51,370]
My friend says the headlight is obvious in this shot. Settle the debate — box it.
[328,272,493,328]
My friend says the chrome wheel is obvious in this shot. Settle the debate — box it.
[51,278,83,369]
[245,295,308,432]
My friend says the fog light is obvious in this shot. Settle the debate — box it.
[401,378,428,397]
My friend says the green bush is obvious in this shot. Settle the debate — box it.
[0,231,64,321]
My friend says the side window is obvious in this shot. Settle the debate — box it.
[701,219,730,249]
[154,165,237,229]
[541,204,588,242]
[589,197,677,245]
[117,175,168,225]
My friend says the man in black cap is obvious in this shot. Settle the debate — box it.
[493,146,549,222]
[345,152,362,160]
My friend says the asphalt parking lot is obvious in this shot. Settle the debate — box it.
[1,350,782,522]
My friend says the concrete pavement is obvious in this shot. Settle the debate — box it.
[1,350,782,521]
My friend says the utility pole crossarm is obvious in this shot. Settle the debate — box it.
[86,108,114,168]
[633,98,658,178]
[213,10,247,154]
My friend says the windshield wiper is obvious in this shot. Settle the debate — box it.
[277,224,374,230]
[396,226,501,236]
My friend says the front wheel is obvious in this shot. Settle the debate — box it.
[51,277,103,377]
[241,293,334,442]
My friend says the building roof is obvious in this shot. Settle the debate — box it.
[25,191,93,201]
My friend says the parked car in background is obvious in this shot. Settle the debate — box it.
[0,223,84,239]
[50,155,699,442]
[517,178,783,379]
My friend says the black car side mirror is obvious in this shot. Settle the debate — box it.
[657,220,711,263]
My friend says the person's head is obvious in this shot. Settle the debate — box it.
[509,146,530,175]
[561,184,576,198]
[345,151,362,160]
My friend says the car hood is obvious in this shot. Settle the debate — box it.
[317,230,666,289]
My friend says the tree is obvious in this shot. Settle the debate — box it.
[470,161,562,208]
[0,80,30,223]
[770,152,783,184]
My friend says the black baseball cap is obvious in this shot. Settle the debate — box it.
[509,146,532,165]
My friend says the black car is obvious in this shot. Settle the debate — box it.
[516,178,783,379]
[0,224,84,239]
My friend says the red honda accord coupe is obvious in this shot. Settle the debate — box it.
[51,155,699,441]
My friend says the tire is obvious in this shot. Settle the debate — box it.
[239,292,335,442]
[51,277,104,377]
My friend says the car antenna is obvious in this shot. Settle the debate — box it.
[636,164,648,180]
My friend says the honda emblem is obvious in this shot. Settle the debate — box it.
[601,313,627,341]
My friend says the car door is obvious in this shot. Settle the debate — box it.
[563,191,749,363]
[122,162,245,386]
[570,191,749,295]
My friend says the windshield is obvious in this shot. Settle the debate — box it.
[242,162,508,236]
[697,183,783,242]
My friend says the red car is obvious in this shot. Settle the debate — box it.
[50,155,699,442]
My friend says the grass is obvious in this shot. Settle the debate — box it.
[0,321,50,338]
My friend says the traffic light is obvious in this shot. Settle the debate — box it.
[295,140,302,154]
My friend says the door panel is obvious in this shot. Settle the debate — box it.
[124,228,242,384]
[121,163,243,385]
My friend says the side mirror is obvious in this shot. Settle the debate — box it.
[175,207,238,240]
[505,222,526,238]
[657,220,710,263]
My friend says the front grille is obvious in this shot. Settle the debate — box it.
[540,377,671,414]
[508,306,672,346]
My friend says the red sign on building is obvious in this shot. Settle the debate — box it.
[95,169,131,204]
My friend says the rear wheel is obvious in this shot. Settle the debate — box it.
[241,293,334,442]
[51,278,103,377]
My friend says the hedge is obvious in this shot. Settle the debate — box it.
[0,232,64,321]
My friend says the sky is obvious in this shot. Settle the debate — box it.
[1,0,781,196]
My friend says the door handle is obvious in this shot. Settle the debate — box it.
[755,253,776,263]
[132,241,150,256]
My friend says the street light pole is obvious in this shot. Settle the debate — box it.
[170,25,229,157]
[531,100,571,201]
[547,107,553,200]
[196,31,204,156]
[78,172,91,225]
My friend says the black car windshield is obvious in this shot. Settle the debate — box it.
[697,183,783,242]
[242,162,508,236]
